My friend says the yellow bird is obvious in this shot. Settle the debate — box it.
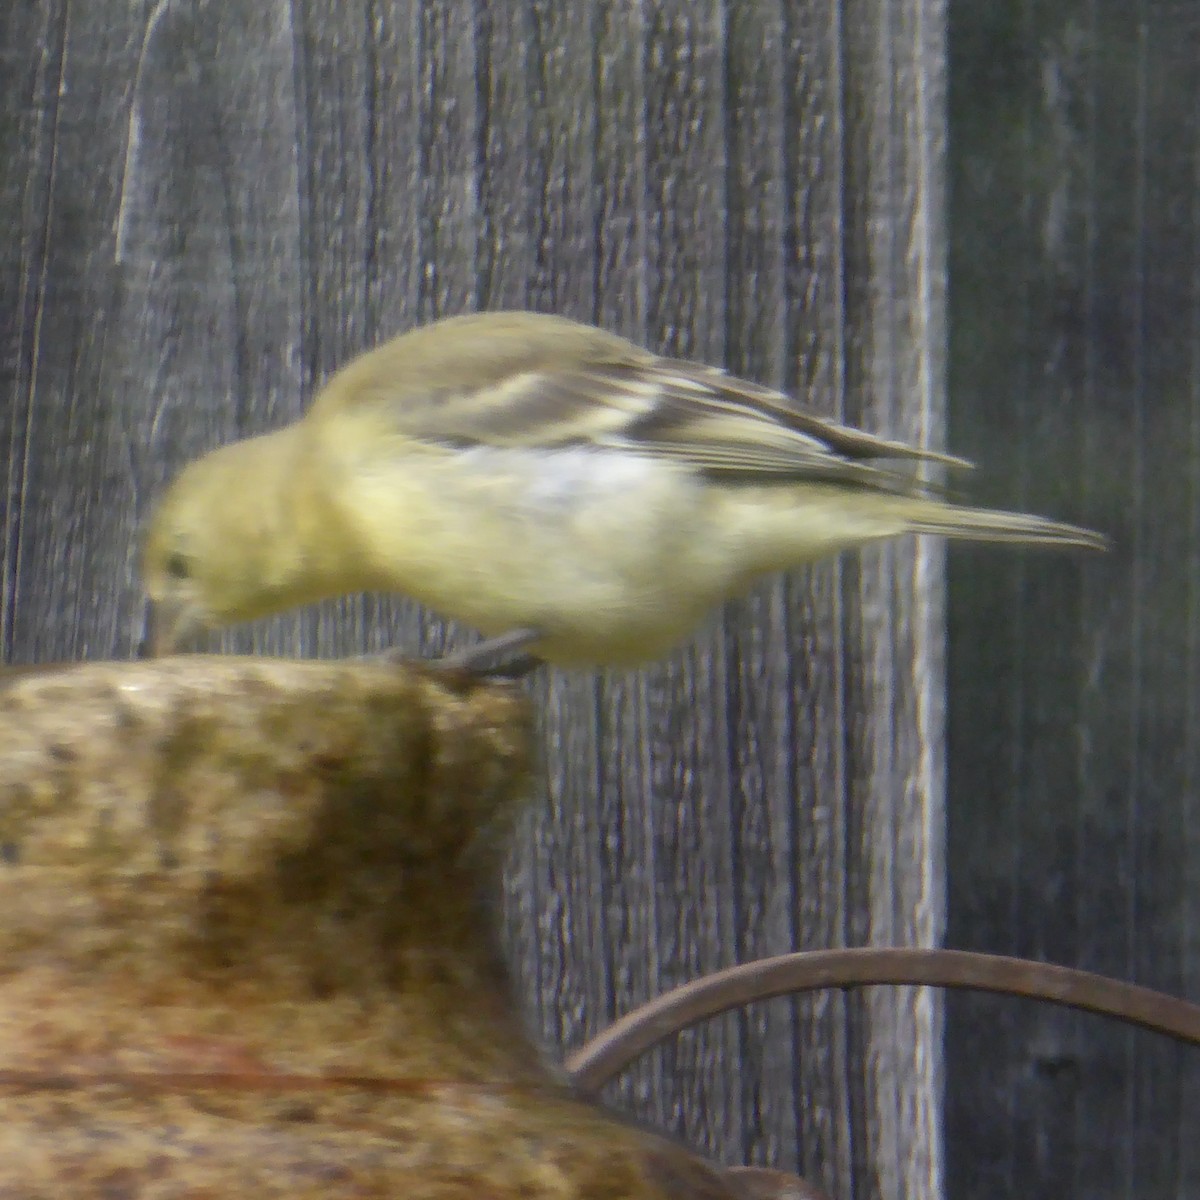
[142,311,1106,669]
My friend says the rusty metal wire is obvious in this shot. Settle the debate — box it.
[566,947,1200,1092]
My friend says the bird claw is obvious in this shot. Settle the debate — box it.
[364,628,544,681]
[440,628,544,678]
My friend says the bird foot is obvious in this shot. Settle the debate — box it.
[365,628,544,680]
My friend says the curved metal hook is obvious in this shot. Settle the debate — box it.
[566,947,1200,1092]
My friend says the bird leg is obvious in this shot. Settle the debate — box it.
[439,628,545,678]
[365,627,544,679]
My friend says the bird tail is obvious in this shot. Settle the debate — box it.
[905,501,1109,551]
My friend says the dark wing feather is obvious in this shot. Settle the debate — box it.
[385,354,971,494]
[619,361,971,479]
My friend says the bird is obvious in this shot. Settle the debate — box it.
[142,310,1106,670]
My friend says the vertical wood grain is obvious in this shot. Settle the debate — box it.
[290,0,423,660]
[2,4,148,665]
[840,0,948,1196]
[720,0,806,1180]
[947,0,1200,1197]
[471,0,613,1068]
[118,2,307,661]
[634,0,743,1162]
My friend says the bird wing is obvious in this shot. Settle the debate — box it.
[437,361,966,492]
[325,335,971,493]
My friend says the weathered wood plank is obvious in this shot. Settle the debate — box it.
[0,0,64,661]
[2,4,147,665]
[587,0,665,1136]
[289,0,424,660]
[839,0,948,1196]
[946,1,1200,1197]
[780,0,859,1191]
[634,0,743,1164]
[470,0,614,1071]
[721,0,807,1180]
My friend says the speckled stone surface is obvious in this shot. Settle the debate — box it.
[0,657,748,1199]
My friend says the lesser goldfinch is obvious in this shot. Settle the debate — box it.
[142,311,1106,667]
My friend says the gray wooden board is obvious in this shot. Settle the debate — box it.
[947,2,1200,1197]
[2,4,949,1198]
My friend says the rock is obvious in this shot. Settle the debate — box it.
[0,656,747,1199]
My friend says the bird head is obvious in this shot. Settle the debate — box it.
[141,437,291,655]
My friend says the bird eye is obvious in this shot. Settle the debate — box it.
[165,552,191,580]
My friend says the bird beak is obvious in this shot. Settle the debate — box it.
[145,597,203,658]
